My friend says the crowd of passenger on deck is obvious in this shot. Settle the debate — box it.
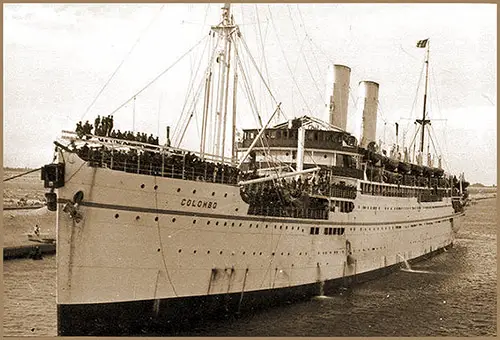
[75,115,160,145]
[240,169,356,219]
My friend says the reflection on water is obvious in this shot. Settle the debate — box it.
[3,199,496,336]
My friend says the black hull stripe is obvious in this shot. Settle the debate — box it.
[57,245,452,336]
[58,198,463,226]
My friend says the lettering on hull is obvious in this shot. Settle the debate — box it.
[181,198,217,209]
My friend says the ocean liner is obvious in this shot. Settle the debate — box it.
[41,4,469,336]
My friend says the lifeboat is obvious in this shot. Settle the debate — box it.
[422,166,433,177]
[432,167,444,178]
[397,161,410,173]
[382,156,399,171]
[411,163,423,176]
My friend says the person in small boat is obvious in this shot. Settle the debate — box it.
[34,224,40,237]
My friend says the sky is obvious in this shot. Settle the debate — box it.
[3,3,497,185]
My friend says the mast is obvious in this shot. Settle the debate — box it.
[211,3,236,162]
[231,66,238,165]
[416,39,431,155]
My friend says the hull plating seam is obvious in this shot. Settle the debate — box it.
[57,244,451,336]
[57,198,461,226]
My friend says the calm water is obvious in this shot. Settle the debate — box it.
[4,199,496,336]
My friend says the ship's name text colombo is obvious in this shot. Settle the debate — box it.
[180,198,217,209]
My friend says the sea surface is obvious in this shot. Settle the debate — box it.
[4,198,496,337]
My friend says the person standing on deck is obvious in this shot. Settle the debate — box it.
[94,115,101,136]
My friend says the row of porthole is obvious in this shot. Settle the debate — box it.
[115,214,446,234]
[174,248,393,255]
[176,250,347,256]
[138,183,229,198]
[118,213,306,232]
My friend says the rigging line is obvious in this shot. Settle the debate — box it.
[408,124,421,151]
[295,5,334,64]
[80,4,165,121]
[233,37,264,127]
[429,64,444,119]
[295,6,323,77]
[266,5,313,116]
[108,35,208,118]
[402,57,426,139]
[429,124,449,170]
[233,37,279,158]
[172,35,211,139]
[238,34,279,105]
[286,5,323,102]
[153,175,178,297]
[254,5,273,110]
[174,69,212,147]
[3,167,41,182]
[172,35,212,141]
[234,49,273,156]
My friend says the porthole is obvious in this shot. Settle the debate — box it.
[235,208,239,212]
[193,250,197,254]
[272,252,275,256]
[219,251,223,254]
[157,248,161,252]
[207,250,210,254]
[177,188,181,192]
[323,154,327,159]
[207,221,211,225]
[193,220,197,224]
[224,222,227,226]
[212,192,215,196]
[136,216,140,220]
[172,218,176,222]
[243,251,246,255]
[231,222,235,227]
[253,252,256,255]
[250,224,253,228]
[259,252,262,255]
[224,193,228,198]
[239,223,242,227]
[193,189,197,194]
[285,226,288,230]
[154,185,158,190]
[114,214,119,219]
[256,224,259,228]
[265,225,268,228]
[154,216,159,222]
[178,249,182,253]
[216,221,219,226]
[280,226,282,230]
[141,184,145,189]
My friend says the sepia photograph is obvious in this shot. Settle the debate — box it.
[3,3,496,336]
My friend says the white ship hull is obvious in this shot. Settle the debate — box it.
[55,152,463,335]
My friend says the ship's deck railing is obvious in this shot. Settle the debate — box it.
[74,147,241,185]
[247,205,329,219]
[60,130,233,164]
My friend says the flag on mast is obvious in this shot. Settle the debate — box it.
[416,39,429,48]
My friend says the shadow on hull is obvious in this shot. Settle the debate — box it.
[58,244,452,336]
